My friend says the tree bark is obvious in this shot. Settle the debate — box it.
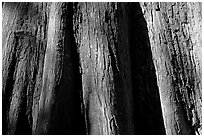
[73,2,134,134]
[2,2,202,135]
[2,3,49,134]
[128,3,166,134]
[141,2,202,135]
[73,3,165,134]
[35,2,85,134]
[2,2,85,135]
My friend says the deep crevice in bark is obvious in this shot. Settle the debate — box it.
[15,84,32,135]
[46,3,86,134]
[2,34,19,135]
[2,58,16,134]
[128,3,166,134]
[64,3,86,134]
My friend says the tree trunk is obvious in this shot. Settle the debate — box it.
[2,2,202,135]
[141,2,202,135]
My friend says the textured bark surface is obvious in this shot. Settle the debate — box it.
[141,2,202,135]
[73,2,165,134]
[2,2,85,135]
[128,3,165,134]
[35,3,85,134]
[2,2,202,135]
[2,3,49,134]
[73,3,134,134]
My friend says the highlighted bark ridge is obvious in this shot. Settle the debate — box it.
[73,3,134,134]
[141,2,202,135]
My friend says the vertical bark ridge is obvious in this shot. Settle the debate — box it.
[35,2,85,134]
[2,3,48,134]
[73,2,134,134]
[141,2,202,135]
[32,2,50,134]
[2,3,27,134]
